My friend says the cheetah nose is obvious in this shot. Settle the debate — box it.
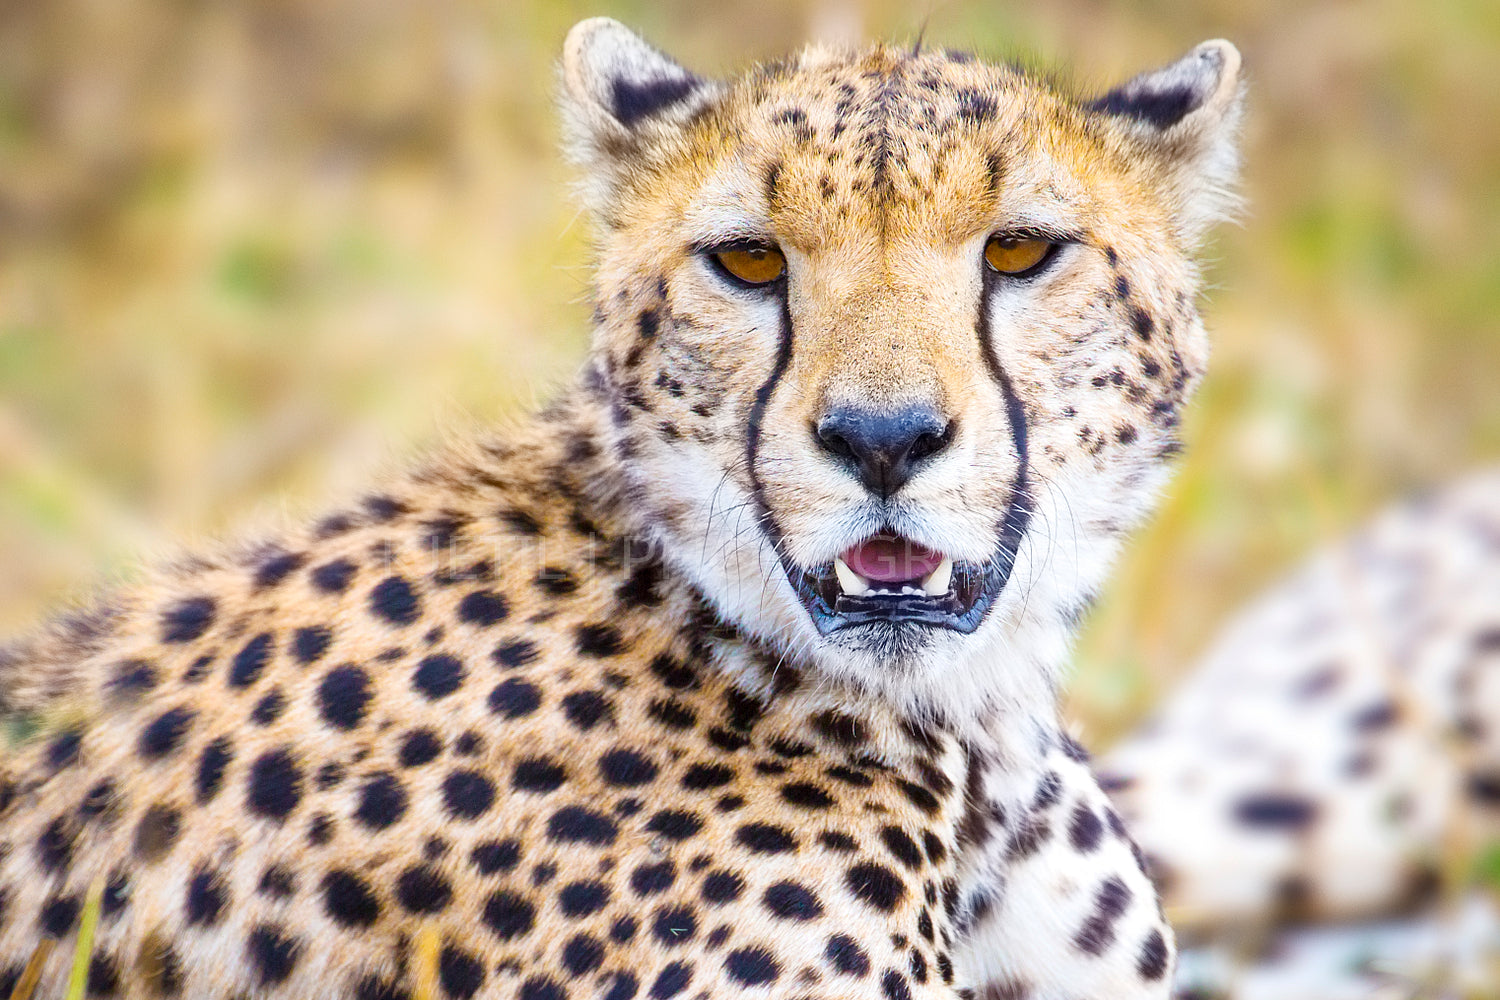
[814,404,954,499]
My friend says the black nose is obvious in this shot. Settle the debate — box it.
[815,405,954,498]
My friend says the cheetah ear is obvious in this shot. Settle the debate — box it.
[1089,40,1245,245]
[560,18,716,204]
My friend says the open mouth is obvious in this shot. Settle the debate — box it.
[785,533,1014,635]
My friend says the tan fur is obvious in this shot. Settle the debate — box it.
[0,22,1241,999]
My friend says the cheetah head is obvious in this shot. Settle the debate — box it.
[563,20,1243,720]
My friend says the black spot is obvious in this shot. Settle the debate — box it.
[1069,803,1104,852]
[399,728,442,767]
[652,904,697,945]
[575,624,624,657]
[611,71,701,128]
[826,934,870,976]
[846,862,905,911]
[441,770,496,820]
[396,864,452,914]
[246,748,303,821]
[458,590,508,627]
[551,933,602,981]
[471,838,521,875]
[370,576,421,626]
[647,959,695,1000]
[39,893,79,936]
[310,558,357,594]
[246,924,301,985]
[483,889,536,939]
[318,664,372,731]
[37,815,75,872]
[133,803,181,861]
[648,653,698,689]
[723,689,765,731]
[812,710,867,747]
[412,653,465,700]
[46,729,81,770]
[354,772,408,829]
[322,870,381,927]
[101,871,129,916]
[1353,700,1400,732]
[363,495,407,521]
[87,954,120,996]
[736,822,796,853]
[898,780,941,815]
[701,870,745,904]
[826,765,874,788]
[292,625,333,664]
[228,632,274,688]
[1137,927,1170,980]
[1233,793,1317,830]
[254,550,305,590]
[250,688,286,725]
[161,596,216,643]
[724,946,779,986]
[819,830,858,852]
[645,810,704,841]
[139,706,195,759]
[1074,876,1133,955]
[548,805,619,845]
[489,678,542,718]
[561,689,611,730]
[558,880,611,917]
[881,969,912,1000]
[498,508,542,536]
[534,566,578,596]
[630,861,676,896]
[881,827,923,869]
[108,658,158,700]
[440,944,485,999]
[648,698,697,731]
[678,763,731,790]
[763,881,823,920]
[512,757,568,793]
[492,639,539,669]
[1005,816,1051,861]
[259,866,296,899]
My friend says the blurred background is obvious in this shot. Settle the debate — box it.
[1,0,1498,748]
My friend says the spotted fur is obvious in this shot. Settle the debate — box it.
[0,21,1243,999]
[1101,469,1500,997]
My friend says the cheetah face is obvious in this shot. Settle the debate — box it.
[563,21,1243,718]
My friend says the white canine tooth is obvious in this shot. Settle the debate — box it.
[922,556,954,597]
[834,557,870,596]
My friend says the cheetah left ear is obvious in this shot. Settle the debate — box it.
[560,18,717,210]
[1089,40,1245,245]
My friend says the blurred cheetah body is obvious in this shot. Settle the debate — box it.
[1104,469,1500,997]
[0,20,1245,999]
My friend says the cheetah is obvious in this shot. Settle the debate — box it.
[1101,469,1500,997]
[0,19,1244,1000]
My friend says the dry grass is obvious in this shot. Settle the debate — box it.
[1,0,1497,750]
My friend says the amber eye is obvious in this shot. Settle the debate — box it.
[711,245,787,286]
[983,235,1054,276]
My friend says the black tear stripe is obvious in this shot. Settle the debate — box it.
[744,296,797,559]
[975,267,1035,569]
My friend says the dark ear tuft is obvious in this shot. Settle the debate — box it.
[1089,40,1245,245]
[1088,41,1237,130]
[562,18,709,135]
[560,18,715,213]
[611,73,703,129]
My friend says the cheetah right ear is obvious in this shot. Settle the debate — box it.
[1089,40,1245,246]
[560,19,717,208]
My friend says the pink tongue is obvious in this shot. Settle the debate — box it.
[843,535,945,584]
